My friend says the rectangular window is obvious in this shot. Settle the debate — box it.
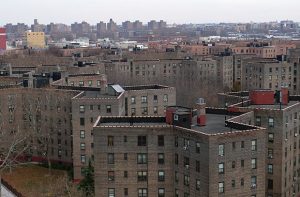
[268,148,274,159]
[88,80,92,87]
[131,108,136,116]
[268,117,274,127]
[241,141,244,148]
[124,188,128,196]
[184,157,190,169]
[79,81,84,87]
[163,94,168,102]
[108,188,115,197]
[141,107,148,115]
[108,153,114,164]
[80,118,85,126]
[106,105,111,113]
[124,171,128,178]
[175,136,178,147]
[196,160,200,172]
[158,153,164,164]
[80,130,85,139]
[175,189,179,197]
[196,142,200,153]
[138,136,147,146]
[175,154,178,165]
[158,171,165,182]
[241,159,244,167]
[268,164,273,174]
[107,136,114,146]
[251,176,257,188]
[141,96,147,103]
[232,179,235,187]
[79,105,85,113]
[138,188,147,197]
[218,144,224,156]
[196,179,200,190]
[251,139,257,151]
[137,153,147,164]
[158,135,164,146]
[80,143,85,150]
[251,158,257,169]
[153,106,158,114]
[218,182,224,193]
[124,153,128,160]
[158,188,165,197]
[268,179,273,190]
[268,133,274,143]
[81,155,86,164]
[89,105,93,110]
[131,96,136,104]
[137,171,147,181]
[184,175,190,186]
[218,163,224,174]
[108,171,115,181]
[175,171,179,182]
[154,95,158,102]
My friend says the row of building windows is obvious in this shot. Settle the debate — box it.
[130,95,168,104]
[218,158,257,173]
[70,80,102,87]
[107,170,166,182]
[218,139,257,156]
[79,105,111,113]
[104,153,167,165]
[107,135,165,147]
[108,188,166,197]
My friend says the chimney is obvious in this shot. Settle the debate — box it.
[100,74,108,94]
[195,98,206,126]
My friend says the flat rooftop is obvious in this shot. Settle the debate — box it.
[98,116,168,127]
[192,114,236,134]
[123,85,171,91]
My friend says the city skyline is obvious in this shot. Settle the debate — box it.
[1,0,300,26]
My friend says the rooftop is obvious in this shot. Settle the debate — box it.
[123,84,172,91]
[248,101,299,110]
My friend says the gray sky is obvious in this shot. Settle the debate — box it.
[1,0,300,25]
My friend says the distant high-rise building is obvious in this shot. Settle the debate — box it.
[71,21,91,36]
[133,20,143,31]
[148,20,159,30]
[122,21,133,31]
[97,21,106,33]
[0,28,6,50]
[107,19,117,32]
[31,19,45,32]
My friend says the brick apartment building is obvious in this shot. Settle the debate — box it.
[93,88,300,197]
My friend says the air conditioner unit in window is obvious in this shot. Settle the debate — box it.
[286,123,288,127]
[251,184,257,189]
[183,146,188,150]
[268,155,273,159]
[185,165,189,169]
[285,138,288,142]
[295,133,298,137]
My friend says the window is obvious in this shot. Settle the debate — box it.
[131,108,136,116]
[268,117,274,127]
[241,159,244,167]
[108,171,115,181]
[106,105,111,113]
[124,136,127,143]
[108,153,114,164]
[184,157,190,169]
[268,148,273,159]
[184,138,189,147]
[138,188,147,197]
[108,188,115,197]
[184,175,190,186]
[268,179,273,190]
[196,179,200,190]
[80,130,85,139]
[89,105,93,110]
[268,133,274,143]
[251,139,257,151]
[255,116,261,126]
[163,94,168,102]
[158,171,165,181]
[232,142,236,150]
[241,178,244,186]
[81,155,86,164]
[138,136,147,146]
[79,105,85,112]
[232,180,235,187]
[79,81,84,87]
[218,163,224,174]
[154,95,158,102]
[107,136,114,146]
[80,143,85,150]
[268,164,273,174]
[232,161,236,168]
[124,171,128,178]
[184,193,189,197]
[124,188,128,196]
[251,176,257,188]
[218,182,224,193]
[174,171,179,183]
[88,80,92,87]
[153,106,158,114]
[137,171,147,181]
[97,80,100,87]
[196,142,200,153]
[175,136,178,147]
[158,188,165,197]
[98,105,101,110]
[241,141,244,148]
[218,144,224,156]
[158,135,164,146]
[142,107,148,115]
[124,153,128,160]
[196,160,200,172]
[141,96,147,103]
[175,154,178,165]
[175,189,179,197]
[131,96,136,104]
[80,118,85,126]
[251,158,257,169]
[137,153,147,164]
[158,153,164,164]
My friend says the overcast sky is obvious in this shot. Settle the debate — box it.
[1,0,299,25]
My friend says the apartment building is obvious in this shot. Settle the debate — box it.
[24,32,45,49]
[0,88,80,164]
[241,59,296,94]
[93,103,267,197]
